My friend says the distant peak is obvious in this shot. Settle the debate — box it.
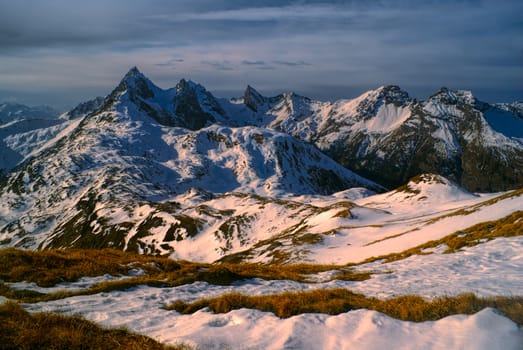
[429,87,476,105]
[244,85,265,99]
[126,66,141,76]
[282,91,310,103]
[176,78,203,93]
[111,66,156,101]
[379,85,402,92]
[244,85,266,112]
[61,96,105,120]
[244,84,261,94]
[121,66,149,83]
[376,85,409,98]
[360,85,410,105]
[176,78,189,92]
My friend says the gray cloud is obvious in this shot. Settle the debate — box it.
[241,60,274,70]
[273,60,312,67]
[0,0,521,108]
[201,60,235,71]
[154,58,184,68]
[242,60,267,66]
[155,4,357,22]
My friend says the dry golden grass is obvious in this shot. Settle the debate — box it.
[0,301,191,350]
[166,289,523,326]
[0,248,371,303]
[0,248,368,286]
[364,228,420,246]
[329,269,373,282]
[0,248,179,287]
[10,266,371,304]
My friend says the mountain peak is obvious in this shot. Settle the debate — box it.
[353,85,410,109]
[176,78,188,91]
[176,78,202,94]
[244,85,266,112]
[391,174,475,203]
[121,66,150,84]
[60,96,105,120]
[245,84,258,94]
[125,66,141,76]
[374,85,410,102]
[112,66,156,101]
[378,84,402,92]
[429,87,476,105]
[350,85,410,119]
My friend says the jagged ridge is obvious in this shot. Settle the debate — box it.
[0,67,521,260]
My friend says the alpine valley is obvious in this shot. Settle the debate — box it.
[1,68,522,349]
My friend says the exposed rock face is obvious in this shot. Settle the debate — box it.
[236,85,523,192]
[244,85,267,112]
[101,67,227,129]
[173,78,219,130]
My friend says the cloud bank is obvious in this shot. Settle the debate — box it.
[0,0,521,109]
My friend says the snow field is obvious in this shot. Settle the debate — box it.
[18,232,523,349]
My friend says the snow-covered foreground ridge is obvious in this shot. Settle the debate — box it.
[24,301,523,350]
[8,231,523,349]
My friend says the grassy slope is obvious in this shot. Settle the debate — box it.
[0,248,370,303]
[0,301,190,350]
[167,289,523,326]
[0,208,521,345]
[2,210,520,291]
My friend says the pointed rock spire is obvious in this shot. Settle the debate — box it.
[173,78,219,130]
[175,78,205,95]
[176,78,189,93]
[115,66,155,99]
[125,66,141,76]
[244,85,266,112]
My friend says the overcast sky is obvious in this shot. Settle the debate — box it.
[0,0,521,110]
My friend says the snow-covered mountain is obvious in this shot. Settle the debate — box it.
[222,85,523,192]
[0,67,521,259]
[1,67,521,350]
[0,102,58,124]
[59,96,105,120]
[0,68,380,255]
[0,102,65,176]
[103,67,230,129]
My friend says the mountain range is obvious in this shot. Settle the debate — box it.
[0,67,521,261]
